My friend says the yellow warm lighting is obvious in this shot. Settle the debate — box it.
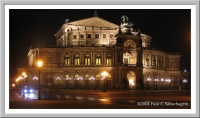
[37,60,43,67]
[22,72,26,76]
[99,98,111,104]
[16,76,22,82]
[101,71,108,77]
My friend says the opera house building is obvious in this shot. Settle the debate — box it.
[18,13,190,90]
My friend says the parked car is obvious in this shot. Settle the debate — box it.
[22,86,37,98]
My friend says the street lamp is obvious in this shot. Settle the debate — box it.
[161,78,164,89]
[22,72,27,86]
[147,77,151,90]
[22,72,27,97]
[89,77,95,90]
[101,71,108,92]
[33,76,38,87]
[78,77,83,89]
[183,79,187,90]
[56,77,61,90]
[37,60,43,100]
[16,76,22,94]
[165,79,171,90]
[154,78,159,89]
[65,77,71,90]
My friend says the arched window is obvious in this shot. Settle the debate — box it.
[146,56,149,66]
[95,54,101,65]
[158,59,161,68]
[85,74,90,78]
[96,74,101,78]
[123,52,136,65]
[152,57,156,66]
[75,74,79,78]
[74,54,80,65]
[85,54,90,65]
[66,74,69,78]
[64,55,70,65]
[123,52,130,64]
[106,54,112,66]
[65,74,71,80]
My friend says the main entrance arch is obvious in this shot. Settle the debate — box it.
[127,71,136,89]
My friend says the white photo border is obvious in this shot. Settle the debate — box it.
[1,0,199,117]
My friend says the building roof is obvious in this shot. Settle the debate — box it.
[66,16,119,28]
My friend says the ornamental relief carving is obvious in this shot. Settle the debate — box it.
[123,40,136,48]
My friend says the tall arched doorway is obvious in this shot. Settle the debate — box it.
[127,71,136,89]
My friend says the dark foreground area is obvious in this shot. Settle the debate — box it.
[9,89,191,109]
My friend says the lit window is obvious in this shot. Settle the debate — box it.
[75,74,79,78]
[96,74,101,78]
[103,34,106,38]
[64,55,70,65]
[74,54,80,65]
[95,54,101,65]
[85,74,90,78]
[66,74,69,78]
[124,57,128,64]
[95,34,99,38]
[123,52,131,64]
[85,54,90,65]
[106,54,112,66]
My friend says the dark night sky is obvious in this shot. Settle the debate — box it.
[9,9,191,79]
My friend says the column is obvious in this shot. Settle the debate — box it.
[81,51,83,66]
[143,53,145,66]
[71,52,73,66]
[156,55,158,69]
[136,48,141,66]
[140,48,143,66]
[150,54,152,67]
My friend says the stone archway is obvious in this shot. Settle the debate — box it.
[127,71,136,89]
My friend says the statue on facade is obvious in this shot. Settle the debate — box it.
[65,19,69,23]
[119,15,134,35]
[120,15,133,28]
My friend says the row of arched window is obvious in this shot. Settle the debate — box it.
[64,54,112,66]
[146,56,163,68]
[64,74,111,80]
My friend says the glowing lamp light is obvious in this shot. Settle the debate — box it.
[22,72,27,77]
[183,79,187,83]
[37,60,43,67]
[33,76,38,80]
[56,77,61,80]
[101,71,108,77]
[147,77,151,81]
[165,79,171,82]
[154,78,159,81]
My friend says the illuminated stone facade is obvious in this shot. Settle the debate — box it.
[18,14,190,90]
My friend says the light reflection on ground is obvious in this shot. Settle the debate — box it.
[98,98,111,104]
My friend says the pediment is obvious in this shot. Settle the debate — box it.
[68,17,119,28]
